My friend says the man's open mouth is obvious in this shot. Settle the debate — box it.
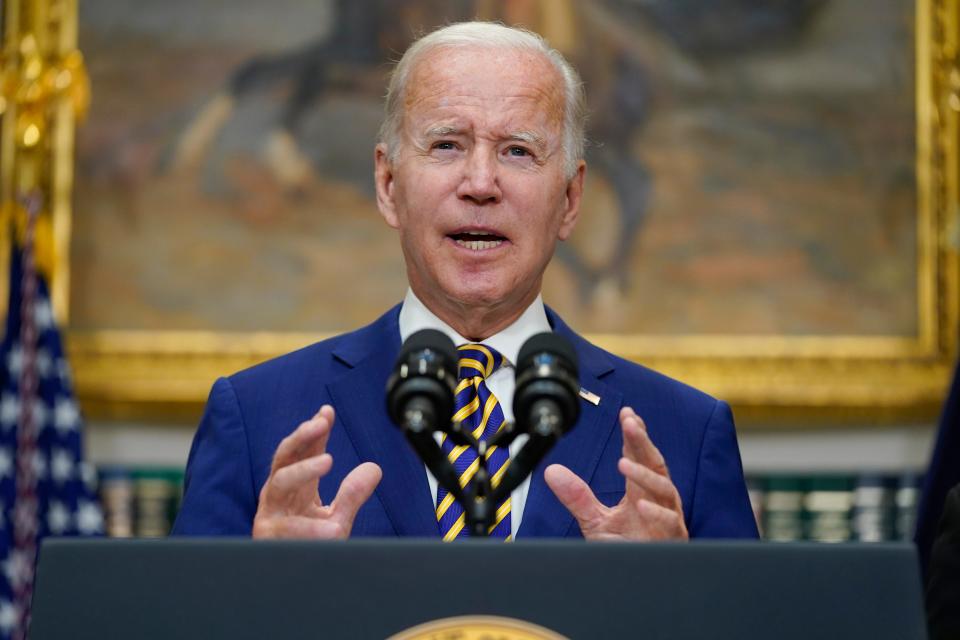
[448,230,507,251]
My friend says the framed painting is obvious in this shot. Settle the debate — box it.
[2,0,957,422]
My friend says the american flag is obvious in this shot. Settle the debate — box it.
[0,196,103,639]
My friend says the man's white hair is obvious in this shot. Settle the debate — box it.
[378,21,587,179]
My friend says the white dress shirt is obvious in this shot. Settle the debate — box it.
[398,288,551,538]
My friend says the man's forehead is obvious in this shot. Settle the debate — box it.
[402,46,565,127]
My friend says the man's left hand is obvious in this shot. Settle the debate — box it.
[543,406,689,541]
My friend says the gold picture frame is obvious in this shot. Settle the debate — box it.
[2,0,958,424]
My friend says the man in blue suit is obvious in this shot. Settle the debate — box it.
[173,22,758,540]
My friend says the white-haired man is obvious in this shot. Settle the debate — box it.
[173,22,758,541]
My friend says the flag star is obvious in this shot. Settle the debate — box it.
[0,394,19,430]
[51,448,74,484]
[54,397,80,434]
[47,500,71,535]
[0,448,12,479]
[31,451,48,479]
[34,299,54,331]
[35,348,52,378]
[76,501,104,535]
[0,599,18,634]
[5,345,22,378]
[56,358,73,386]
[3,549,32,589]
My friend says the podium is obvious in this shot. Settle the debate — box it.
[30,539,927,639]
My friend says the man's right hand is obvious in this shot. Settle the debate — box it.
[252,405,382,539]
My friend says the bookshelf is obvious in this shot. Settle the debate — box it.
[86,420,937,542]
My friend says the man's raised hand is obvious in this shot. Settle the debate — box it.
[543,406,688,541]
[252,405,382,539]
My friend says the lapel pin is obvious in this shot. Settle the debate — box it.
[579,387,601,406]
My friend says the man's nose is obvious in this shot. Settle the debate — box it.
[456,148,502,205]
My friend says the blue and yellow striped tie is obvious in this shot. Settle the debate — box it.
[436,343,511,540]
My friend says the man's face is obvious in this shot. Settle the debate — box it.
[375,46,585,331]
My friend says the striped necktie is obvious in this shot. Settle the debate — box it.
[436,343,511,540]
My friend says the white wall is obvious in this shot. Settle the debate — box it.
[86,421,196,468]
[737,424,936,473]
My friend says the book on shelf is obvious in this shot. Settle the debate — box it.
[98,467,183,538]
[747,472,923,543]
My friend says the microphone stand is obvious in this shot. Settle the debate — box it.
[409,411,562,537]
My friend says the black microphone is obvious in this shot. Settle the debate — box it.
[386,329,458,434]
[490,332,580,502]
[386,329,468,502]
[513,332,580,439]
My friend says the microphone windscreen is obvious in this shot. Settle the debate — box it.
[399,328,458,367]
[516,332,578,373]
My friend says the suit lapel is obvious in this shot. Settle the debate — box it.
[517,311,623,538]
[326,308,438,537]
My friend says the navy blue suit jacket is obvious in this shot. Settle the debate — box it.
[172,306,759,538]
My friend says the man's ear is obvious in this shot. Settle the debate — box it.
[557,160,586,241]
[374,143,400,228]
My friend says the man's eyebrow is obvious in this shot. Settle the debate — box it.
[424,125,463,137]
[508,131,547,151]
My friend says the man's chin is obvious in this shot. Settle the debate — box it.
[449,288,509,310]
[432,280,516,312]
[430,285,532,340]
[414,270,535,317]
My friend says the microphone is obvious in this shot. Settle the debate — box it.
[386,329,458,434]
[490,332,580,501]
[513,332,580,440]
[386,329,467,502]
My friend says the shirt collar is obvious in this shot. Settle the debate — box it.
[398,288,550,366]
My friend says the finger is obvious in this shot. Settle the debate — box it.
[620,409,668,476]
[619,408,647,501]
[636,498,689,540]
[271,453,333,494]
[330,462,383,535]
[618,457,682,510]
[543,464,605,528]
[620,407,645,462]
[270,405,335,473]
[271,411,327,474]
[262,453,333,510]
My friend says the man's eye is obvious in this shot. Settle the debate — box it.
[507,146,530,157]
[433,141,456,151]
